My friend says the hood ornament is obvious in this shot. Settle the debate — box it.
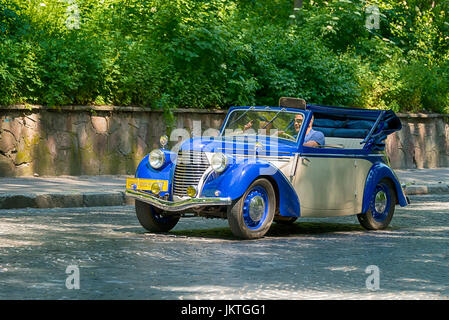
[254,142,263,156]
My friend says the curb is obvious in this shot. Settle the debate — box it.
[404,184,449,196]
[0,191,135,210]
[0,185,447,210]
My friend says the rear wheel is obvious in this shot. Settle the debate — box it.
[227,178,276,239]
[135,200,180,232]
[357,179,396,230]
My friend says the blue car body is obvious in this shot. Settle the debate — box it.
[127,101,408,238]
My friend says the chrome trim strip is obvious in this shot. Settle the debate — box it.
[290,153,300,182]
[300,153,383,158]
[216,148,292,155]
[174,172,206,178]
[197,167,214,198]
[125,189,231,212]
[174,167,209,172]
[234,154,292,160]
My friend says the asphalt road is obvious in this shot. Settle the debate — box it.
[0,194,448,300]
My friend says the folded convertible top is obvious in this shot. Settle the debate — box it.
[307,104,402,151]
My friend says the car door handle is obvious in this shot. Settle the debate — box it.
[302,157,311,165]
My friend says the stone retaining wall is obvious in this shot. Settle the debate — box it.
[0,105,448,176]
[386,113,449,169]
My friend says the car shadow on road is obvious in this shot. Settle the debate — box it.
[170,221,366,240]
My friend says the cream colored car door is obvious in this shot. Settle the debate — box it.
[293,155,357,217]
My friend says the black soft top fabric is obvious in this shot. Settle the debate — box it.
[306,104,402,151]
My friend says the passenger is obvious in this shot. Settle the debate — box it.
[243,120,254,132]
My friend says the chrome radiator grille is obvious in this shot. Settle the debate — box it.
[173,151,210,197]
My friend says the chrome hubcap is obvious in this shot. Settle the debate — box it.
[375,190,387,213]
[249,195,265,222]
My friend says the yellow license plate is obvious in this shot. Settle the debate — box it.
[126,178,169,192]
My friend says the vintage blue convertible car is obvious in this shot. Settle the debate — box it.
[126,98,409,239]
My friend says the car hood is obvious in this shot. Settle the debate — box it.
[178,136,297,156]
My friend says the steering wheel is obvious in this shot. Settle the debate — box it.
[272,131,295,140]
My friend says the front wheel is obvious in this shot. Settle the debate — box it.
[135,200,180,232]
[227,178,276,239]
[357,179,396,230]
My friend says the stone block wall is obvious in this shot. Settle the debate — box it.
[0,105,226,177]
[386,113,449,169]
[0,105,448,177]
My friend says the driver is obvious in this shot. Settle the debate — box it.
[293,114,325,147]
[274,114,324,147]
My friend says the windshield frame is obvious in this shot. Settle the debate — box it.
[219,106,309,144]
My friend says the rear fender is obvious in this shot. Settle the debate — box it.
[361,162,408,214]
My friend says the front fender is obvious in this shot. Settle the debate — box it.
[362,162,408,214]
[201,159,300,217]
[134,150,176,198]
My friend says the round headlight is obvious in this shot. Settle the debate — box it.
[211,152,228,173]
[149,149,165,169]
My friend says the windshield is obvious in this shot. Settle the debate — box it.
[221,108,305,142]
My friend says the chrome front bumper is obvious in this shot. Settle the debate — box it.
[125,189,232,212]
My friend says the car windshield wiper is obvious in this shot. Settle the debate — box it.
[262,108,286,129]
[228,107,255,127]
[284,119,294,132]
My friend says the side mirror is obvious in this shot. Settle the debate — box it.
[279,97,307,110]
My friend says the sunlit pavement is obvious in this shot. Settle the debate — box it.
[0,194,448,300]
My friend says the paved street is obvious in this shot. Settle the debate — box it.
[0,194,448,300]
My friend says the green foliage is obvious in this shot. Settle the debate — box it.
[0,0,448,114]
[234,24,362,107]
[0,39,42,105]
[0,0,30,37]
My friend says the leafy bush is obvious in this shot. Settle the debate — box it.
[0,0,448,114]
[0,39,42,105]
